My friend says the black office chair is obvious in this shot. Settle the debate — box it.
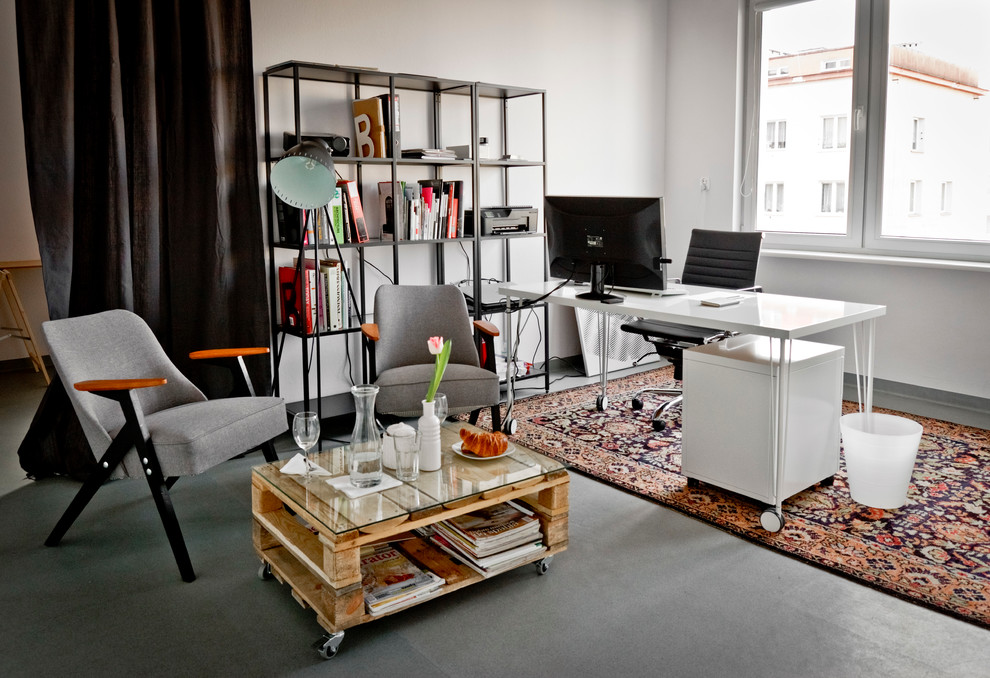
[621,229,763,432]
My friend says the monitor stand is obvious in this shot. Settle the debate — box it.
[576,263,624,304]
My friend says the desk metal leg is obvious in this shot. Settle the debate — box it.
[852,318,877,415]
[502,298,517,434]
[761,337,792,533]
[595,311,610,411]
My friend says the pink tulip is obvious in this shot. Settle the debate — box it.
[427,336,444,355]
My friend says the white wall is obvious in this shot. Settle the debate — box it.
[0,0,48,363]
[251,0,669,398]
[666,0,990,402]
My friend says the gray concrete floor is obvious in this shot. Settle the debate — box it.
[1,364,988,677]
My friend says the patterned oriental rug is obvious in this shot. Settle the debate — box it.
[477,367,990,628]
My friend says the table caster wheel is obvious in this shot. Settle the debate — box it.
[536,555,553,575]
[503,418,519,435]
[257,562,273,581]
[313,631,344,660]
[596,394,608,411]
[652,419,667,432]
[631,398,644,410]
[760,508,785,533]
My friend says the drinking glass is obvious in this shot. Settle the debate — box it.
[292,412,321,480]
[434,392,448,422]
[394,431,421,481]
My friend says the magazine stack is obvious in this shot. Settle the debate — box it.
[359,543,445,616]
[429,500,546,578]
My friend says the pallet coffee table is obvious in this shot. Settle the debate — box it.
[252,421,569,659]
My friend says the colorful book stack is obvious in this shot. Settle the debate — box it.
[360,543,444,616]
[277,258,351,334]
[378,179,464,241]
[428,500,546,578]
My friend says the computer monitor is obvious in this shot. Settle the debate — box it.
[545,195,669,303]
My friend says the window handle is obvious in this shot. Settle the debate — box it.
[854,106,866,131]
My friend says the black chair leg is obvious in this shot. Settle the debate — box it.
[468,409,480,426]
[141,451,195,583]
[490,404,502,433]
[45,430,132,547]
[261,439,279,463]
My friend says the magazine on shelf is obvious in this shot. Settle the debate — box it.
[429,532,546,579]
[360,543,444,614]
[443,500,540,546]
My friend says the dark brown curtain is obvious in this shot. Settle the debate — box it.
[15,0,270,478]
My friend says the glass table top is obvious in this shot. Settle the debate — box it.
[253,422,566,536]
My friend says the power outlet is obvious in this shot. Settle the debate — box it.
[700,177,711,191]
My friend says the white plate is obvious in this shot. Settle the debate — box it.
[452,440,514,461]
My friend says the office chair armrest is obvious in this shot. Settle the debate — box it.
[361,323,380,342]
[473,319,499,337]
[74,378,168,392]
[188,347,269,360]
[737,285,762,293]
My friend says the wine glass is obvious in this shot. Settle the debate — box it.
[292,412,321,480]
[434,392,448,422]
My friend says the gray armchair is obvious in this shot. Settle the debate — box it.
[42,309,286,582]
[361,285,502,431]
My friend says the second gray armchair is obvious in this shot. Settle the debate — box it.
[362,284,502,431]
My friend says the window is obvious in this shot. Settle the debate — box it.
[911,117,925,152]
[745,0,990,260]
[821,115,848,150]
[909,180,922,215]
[821,181,846,214]
[766,120,787,149]
[765,183,784,212]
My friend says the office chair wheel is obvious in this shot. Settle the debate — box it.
[652,419,667,432]
[257,562,273,581]
[631,397,644,410]
[596,394,608,411]
[313,631,345,660]
[759,508,785,533]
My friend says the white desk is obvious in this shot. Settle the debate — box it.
[498,281,887,531]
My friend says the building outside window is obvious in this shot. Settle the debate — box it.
[821,181,846,214]
[766,120,787,149]
[821,115,848,150]
[746,0,990,259]
[765,182,785,213]
[909,180,922,214]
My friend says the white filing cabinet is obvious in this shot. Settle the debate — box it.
[681,336,844,505]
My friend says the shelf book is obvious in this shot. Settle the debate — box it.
[337,179,369,243]
[378,179,463,241]
[360,543,444,616]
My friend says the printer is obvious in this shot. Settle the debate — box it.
[464,206,538,236]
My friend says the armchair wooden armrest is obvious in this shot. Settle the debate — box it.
[74,378,167,392]
[361,323,379,342]
[188,347,269,360]
[473,319,499,337]
[188,346,272,398]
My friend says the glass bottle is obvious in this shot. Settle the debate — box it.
[349,385,383,488]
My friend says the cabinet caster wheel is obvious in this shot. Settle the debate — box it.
[257,562,273,580]
[652,419,667,432]
[760,508,785,533]
[313,631,344,660]
[536,555,553,575]
[631,398,644,411]
[686,477,700,488]
[819,474,835,487]
[596,394,608,411]
[503,418,518,435]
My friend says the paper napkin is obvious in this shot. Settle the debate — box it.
[279,453,332,477]
[325,473,402,499]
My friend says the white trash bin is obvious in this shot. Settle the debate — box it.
[840,412,923,509]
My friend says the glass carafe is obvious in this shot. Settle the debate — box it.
[349,385,383,488]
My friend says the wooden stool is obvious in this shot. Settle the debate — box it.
[0,261,50,383]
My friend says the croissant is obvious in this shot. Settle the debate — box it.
[459,428,509,457]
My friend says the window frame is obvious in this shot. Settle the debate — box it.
[742,0,990,262]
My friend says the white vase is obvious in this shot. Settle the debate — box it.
[418,399,442,472]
